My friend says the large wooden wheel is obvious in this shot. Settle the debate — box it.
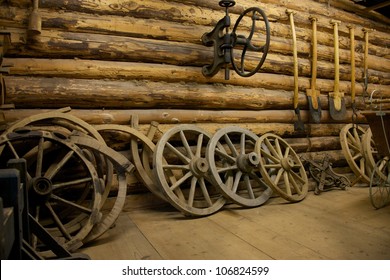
[255,133,308,202]
[153,125,226,216]
[0,129,102,251]
[340,124,370,184]
[206,126,272,207]
[369,157,390,209]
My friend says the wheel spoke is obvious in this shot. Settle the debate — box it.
[232,170,243,193]
[244,174,255,199]
[240,133,246,155]
[195,133,204,158]
[289,169,306,184]
[288,172,303,195]
[273,168,284,186]
[264,138,280,159]
[217,164,238,174]
[169,171,192,191]
[224,134,239,157]
[35,137,45,177]
[162,164,190,171]
[45,201,72,241]
[51,194,93,214]
[187,177,197,207]
[198,177,213,207]
[44,150,75,180]
[283,172,292,196]
[274,138,284,157]
[166,142,191,164]
[180,130,194,158]
[52,177,92,190]
[6,141,20,159]
[215,148,236,164]
[260,148,280,164]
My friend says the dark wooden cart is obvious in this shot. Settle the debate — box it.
[360,111,390,209]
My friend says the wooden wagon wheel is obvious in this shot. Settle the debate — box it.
[153,125,226,216]
[361,128,386,181]
[340,124,370,184]
[95,124,165,201]
[206,126,272,207]
[255,133,308,202]
[68,135,134,243]
[3,109,114,205]
[369,157,390,209]
[0,129,102,251]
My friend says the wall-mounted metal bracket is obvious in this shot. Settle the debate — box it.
[201,1,270,80]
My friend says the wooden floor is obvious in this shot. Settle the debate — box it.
[78,187,390,260]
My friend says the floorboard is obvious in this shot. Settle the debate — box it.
[78,187,390,260]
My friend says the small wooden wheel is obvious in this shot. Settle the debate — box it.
[369,157,390,209]
[255,133,308,202]
[0,129,102,251]
[206,126,272,207]
[340,124,370,184]
[153,125,226,216]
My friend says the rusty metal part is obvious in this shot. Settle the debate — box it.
[306,16,321,123]
[340,123,370,185]
[206,126,272,207]
[201,1,270,79]
[0,129,103,252]
[255,133,308,202]
[303,155,350,195]
[153,125,226,216]
[329,20,347,120]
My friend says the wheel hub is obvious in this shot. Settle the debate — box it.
[190,157,209,178]
[31,176,53,198]
[281,157,295,171]
[237,152,260,173]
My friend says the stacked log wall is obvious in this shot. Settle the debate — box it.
[1,0,389,171]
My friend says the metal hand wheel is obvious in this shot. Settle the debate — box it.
[153,125,226,216]
[369,157,390,209]
[206,126,272,207]
[340,124,370,184]
[255,133,308,202]
[0,129,102,251]
[231,7,270,77]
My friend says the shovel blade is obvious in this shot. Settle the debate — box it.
[294,108,305,132]
[307,96,322,123]
[329,97,347,120]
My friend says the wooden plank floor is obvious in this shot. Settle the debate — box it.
[78,187,390,260]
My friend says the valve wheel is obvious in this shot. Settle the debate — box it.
[231,7,270,77]
[206,126,272,207]
[255,133,308,202]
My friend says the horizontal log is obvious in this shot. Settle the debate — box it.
[5,0,390,47]
[4,76,377,111]
[0,108,367,127]
[1,7,389,71]
[7,30,389,84]
[4,58,389,99]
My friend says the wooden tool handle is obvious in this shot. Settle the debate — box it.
[331,20,340,93]
[309,16,318,89]
[287,10,299,109]
[347,25,356,103]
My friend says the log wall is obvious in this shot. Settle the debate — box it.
[1,0,389,170]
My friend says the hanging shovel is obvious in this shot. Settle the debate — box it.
[347,25,357,116]
[306,16,321,123]
[287,9,304,132]
[329,20,347,120]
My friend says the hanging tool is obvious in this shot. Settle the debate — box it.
[347,25,357,122]
[306,16,321,123]
[28,0,42,37]
[329,20,347,120]
[362,28,370,101]
[287,9,304,132]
